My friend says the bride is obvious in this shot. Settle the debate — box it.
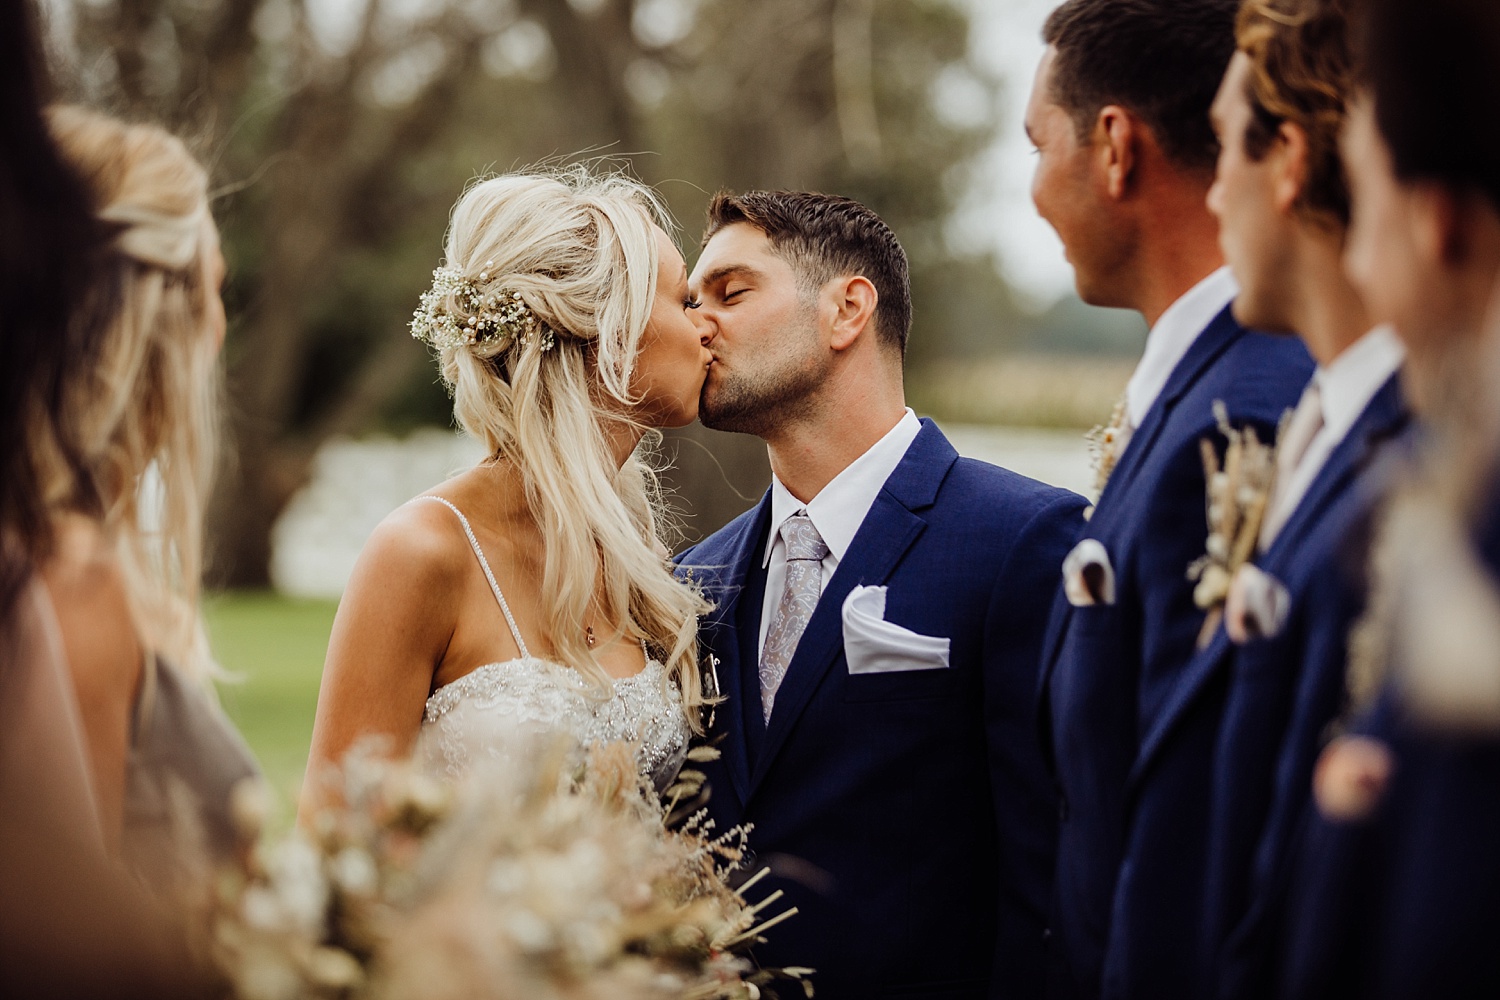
[302,168,714,810]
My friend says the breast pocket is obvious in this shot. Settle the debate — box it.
[1070,602,1121,634]
[841,638,957,703]
[840,586,958,702]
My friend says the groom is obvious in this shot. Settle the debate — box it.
[677,190,1087,999]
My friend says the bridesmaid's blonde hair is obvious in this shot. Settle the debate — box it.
[431,168,711,730]
[46,105,221,678]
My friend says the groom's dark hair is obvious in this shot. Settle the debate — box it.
[701,190,911,355]
[1043,0,1240,174]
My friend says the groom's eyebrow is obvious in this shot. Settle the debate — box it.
[698,263,763,288]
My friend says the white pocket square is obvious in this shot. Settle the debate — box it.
[1063,539,1117,607]
[841,585,951,674]
[1224,564,1291,643]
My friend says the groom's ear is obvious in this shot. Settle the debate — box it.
[826,275,879,352]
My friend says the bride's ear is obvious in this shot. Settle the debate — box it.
[827,276,879,352]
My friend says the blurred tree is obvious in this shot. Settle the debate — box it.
[51,0,1012,584]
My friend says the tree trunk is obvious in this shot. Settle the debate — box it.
[206,434,314,588]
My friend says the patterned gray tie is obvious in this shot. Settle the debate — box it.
[759,512,829,723]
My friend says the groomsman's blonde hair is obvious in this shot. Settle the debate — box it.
[1236,0,1359,229]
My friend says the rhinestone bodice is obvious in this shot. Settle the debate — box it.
[410,495,690,793]
[421,656,690,793]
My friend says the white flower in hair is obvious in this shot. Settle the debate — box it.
[409,260,556,352]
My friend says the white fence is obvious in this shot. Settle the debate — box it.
[269,423,1093,598]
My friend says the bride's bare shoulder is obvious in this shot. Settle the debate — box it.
[350,495,474,590]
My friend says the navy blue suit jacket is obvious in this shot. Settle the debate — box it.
[1283,701,1500,1000]
[1280,474,1500,1000]
[1099,375,1408,1000]
[1203,377,1407,1000]
[677,420,1087,1000]
[1038,307,1312,1000]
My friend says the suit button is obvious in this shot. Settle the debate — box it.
[742,849,760,870]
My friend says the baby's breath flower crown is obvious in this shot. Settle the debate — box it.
[409,260,556,353]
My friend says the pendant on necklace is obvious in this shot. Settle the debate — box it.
[585,626,596,648]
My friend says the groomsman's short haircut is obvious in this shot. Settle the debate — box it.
[1237,0,1358,228]
[702,190,912,355]
[1360,0,1500,211]
[1042,0,1240,174]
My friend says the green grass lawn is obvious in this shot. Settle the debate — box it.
[203,591,337,817]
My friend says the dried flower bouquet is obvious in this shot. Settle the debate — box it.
[207,741,809,1000]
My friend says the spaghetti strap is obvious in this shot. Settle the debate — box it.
[418,496,531,659]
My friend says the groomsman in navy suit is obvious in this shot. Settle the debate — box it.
[1023,2,1312,996]
[1104,3,1410,997]
[676,191,1087,999]
[1276,1,1500,996]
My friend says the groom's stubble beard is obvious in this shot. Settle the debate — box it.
[699,315,827,440]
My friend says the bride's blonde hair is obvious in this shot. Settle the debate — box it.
[433,167,711,730]
[45,105,221,679]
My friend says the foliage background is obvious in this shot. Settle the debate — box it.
[47,0,1141,586]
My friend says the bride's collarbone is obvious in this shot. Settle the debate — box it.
[435,618,652,691]
[412,486,651,689]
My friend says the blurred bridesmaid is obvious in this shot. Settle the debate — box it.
[0,2,209,994]
[33,104,263,887]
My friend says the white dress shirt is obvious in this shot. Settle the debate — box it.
[1124,267,1240,430]
[1260,324,1405,546]
[758,408,923,657]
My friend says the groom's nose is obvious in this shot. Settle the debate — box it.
[692,304,719,346]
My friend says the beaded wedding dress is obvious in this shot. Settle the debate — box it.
[416,497,690,793]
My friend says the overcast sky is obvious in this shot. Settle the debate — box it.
[960,0,1075,309]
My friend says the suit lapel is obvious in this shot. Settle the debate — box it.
[745,421,956,800]
[1036,307,1248,706]
[1127,374,1408,792]
[689,494,772,805]
[1128,630,1234,792]
[1261,375,1407,568]
[1098,306,1247,511]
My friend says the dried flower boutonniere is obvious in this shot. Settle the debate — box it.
[1187,401,1277,648]
[1085,395,1130,517]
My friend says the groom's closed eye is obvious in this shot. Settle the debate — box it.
[696,263,765,304]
